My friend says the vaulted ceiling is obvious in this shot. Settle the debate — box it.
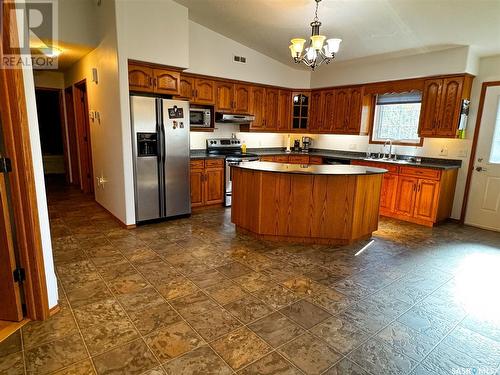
[174,0,500,68]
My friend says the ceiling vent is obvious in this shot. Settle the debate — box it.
[233,55,247,64]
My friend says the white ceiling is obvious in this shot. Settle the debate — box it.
[174,0,500,69]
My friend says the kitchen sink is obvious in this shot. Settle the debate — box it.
[363,158,413,165]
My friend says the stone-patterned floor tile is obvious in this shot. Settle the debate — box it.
[233,271,271,292]
[253,285,300,310]
[92,338,158,375]
[144,321,205,363]
[281,276,315,297]
[420,342,484,375]
[216,262,253,278]
[162,345,232,375]
[65,280,112,308]
[24,333,88,374]
[73,298,128,330]
[81,318,139,355]
[21,309,78,349]
[0,331,22,357]
[224,295,274,323]
[397,306,456,341]
[239,351,302,375]
[106,273,149,295]
[441,325,500,367]
[183,306,242,341]
[305,283,352,315]
[460,316,500,343]
[249,312,305,348]
[410,365,440,375]
[128,302,182,335]
[310,315,370,355]
[323,358,370,375]
[279,300,331,329]
[211,327,272,370]
[187,269,229,289]
[116,286,164,313]
[52,359,96,374]
[170,291,219,319]
[278,332,341,375]
[0,351,24,375]
[349,338,417,375]
[155,276,199,301]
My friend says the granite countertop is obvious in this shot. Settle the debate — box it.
[190,148,462,170]
[232,161,387,176]
[248,148,462,170]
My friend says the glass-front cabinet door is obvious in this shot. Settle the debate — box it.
[292,92,310,131]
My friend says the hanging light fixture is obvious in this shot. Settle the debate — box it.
[289,0,342,71]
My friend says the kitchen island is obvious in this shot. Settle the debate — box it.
[231,161,387,245]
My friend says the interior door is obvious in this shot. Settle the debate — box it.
[465,85,500,231]
[0,166,23,321]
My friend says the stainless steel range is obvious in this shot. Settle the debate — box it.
[206,138,259,206]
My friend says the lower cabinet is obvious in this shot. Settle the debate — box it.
[190,159,224,208]
[352,160,458,226]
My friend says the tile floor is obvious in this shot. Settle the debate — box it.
[1,183,500,374]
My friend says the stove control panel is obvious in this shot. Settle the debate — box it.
[207,138,241,148]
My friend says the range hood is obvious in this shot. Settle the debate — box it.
[215,112,255,124]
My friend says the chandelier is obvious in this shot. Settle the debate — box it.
[289,0,342,70]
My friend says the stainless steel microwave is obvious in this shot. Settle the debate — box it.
[190,108,211,127]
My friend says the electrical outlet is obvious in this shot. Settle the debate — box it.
[457,149,468,158]
[439,147,448,156]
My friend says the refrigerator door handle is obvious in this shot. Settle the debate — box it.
[157,100,166,217]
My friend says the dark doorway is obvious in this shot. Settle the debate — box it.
[34,88,68,182]
[64,87,80,186]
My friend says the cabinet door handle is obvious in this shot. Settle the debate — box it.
[153,78,157,87]
[148,76,152,87]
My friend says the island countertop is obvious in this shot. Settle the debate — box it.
[231,161,388,175]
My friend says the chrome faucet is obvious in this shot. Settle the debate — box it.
[383,139,392,159]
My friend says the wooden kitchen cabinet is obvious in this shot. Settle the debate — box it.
[215,82,234,112]
[331,87,363,134]
[345,87,363,134]
[288,155,310,164]
[309,90,325,132]
[277,90,292,131]
[189,159,224,208]
[179,76,195,100]
[265,89,279,130]
[234,84,251,114]
[153,69,180,95]
[351,160,457,226]
[419,75,472,138]
[128,64,153,93]
[128,62,180,95]
[195,79,216,105]
[292,91,310,131]
[250,86,266,130]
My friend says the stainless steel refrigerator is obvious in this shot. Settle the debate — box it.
[130,95,191,222]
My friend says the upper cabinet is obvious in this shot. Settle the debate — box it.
[249,86,266,130]
[419,75,472,138]
[128,62,180,95]
[277,90,292,131]
[292,91,310,131]
[215,82,251,114]
[178,76,215,105]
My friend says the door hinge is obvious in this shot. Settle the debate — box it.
[13,267,25,283]
[0,157,12,173]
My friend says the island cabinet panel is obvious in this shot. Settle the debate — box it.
[189,159,224,208]
[231,167,383,244]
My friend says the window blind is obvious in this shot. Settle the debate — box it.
[376,91,422,105]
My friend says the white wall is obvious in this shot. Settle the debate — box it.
[311,46,477,88]
[16,3,58,308]
[65,0,129,224]
[187,21,310,88]
[33,71,65,89]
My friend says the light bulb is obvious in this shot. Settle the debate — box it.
[290,38,306,55]
[306,47,317,61]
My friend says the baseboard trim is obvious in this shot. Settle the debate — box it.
[0,319,30,343]
[95,201,136,229]
[49,304,60,316]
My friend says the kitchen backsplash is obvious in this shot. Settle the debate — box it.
[189,124,472,162]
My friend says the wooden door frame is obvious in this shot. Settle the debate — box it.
[34,87,70,182]
[64,86,80,186]
[0,1,50,320]
[460,81,500,223]
[73,79,94,194]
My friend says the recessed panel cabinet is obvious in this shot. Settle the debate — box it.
[419,75,472,137]
[215,82,251,114]
[351,160,457,227]
[128,63,180,95]
[190,159,224,208]
[277,90,291,131]
[178,77,216,105]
